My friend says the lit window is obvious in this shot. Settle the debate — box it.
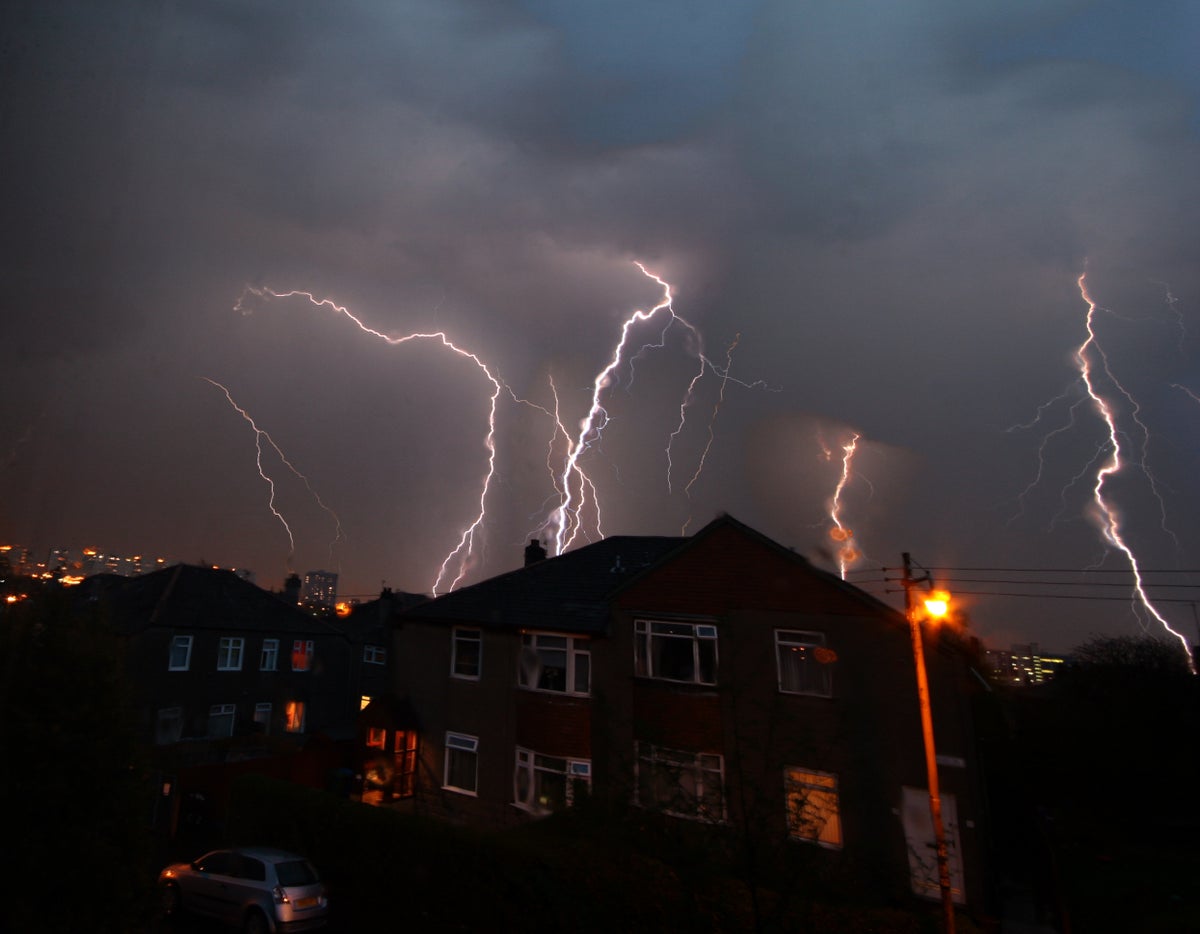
[452,628,481,679]
[360,695,372,710]
[366,727,387,749]
[514,748,591,814]
[518,632,590,695]
[156,706,183,745]
[363,645,386,665]
[207,703,236,738]
[168,635,193,671]
[217,636,245,671]
[444,732,478,795]
[634,620,718,685]
[776,631,834,697]
[284,700,306,733]
[393,731,418,798]
[636,742,725,821]
[253,702,272,735]
[260,638,279,671]
[785,767,842,848]
[292,640,314,671]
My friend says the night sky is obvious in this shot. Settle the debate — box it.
[3,1,1198,654]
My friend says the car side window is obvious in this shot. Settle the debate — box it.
[196,851,233,875]
[236,855,267,881]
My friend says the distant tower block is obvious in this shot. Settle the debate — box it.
[301,570,338,610]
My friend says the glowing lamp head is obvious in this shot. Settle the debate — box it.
[923,590,951,620]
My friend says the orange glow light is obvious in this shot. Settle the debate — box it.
[923,590,951,619]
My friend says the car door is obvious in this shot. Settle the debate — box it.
[188,850,236,919]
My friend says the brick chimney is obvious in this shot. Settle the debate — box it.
[524,538,547,567]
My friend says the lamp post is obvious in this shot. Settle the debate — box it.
[902,552,955,934]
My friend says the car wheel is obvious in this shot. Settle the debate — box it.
[161,883,182,917]
[243,908,270,934]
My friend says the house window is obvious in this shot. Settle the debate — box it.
[634,619,718,685]
[363,645,386,665]
[366,727,387,749]
[156,706,183,745]
[360,695,372,710]
[284,700,306,733]
[518,632,590,695]
[785,767,842,848]
[217,636,245,671]
[260,638,279,671]
[452,627,481,679]
[393,730,418,798]
[776,630,833,697]
[207,703,236,738]
[253,702,272,735]
[168,635,193,671]
[291,640,314,671]
[514,748,591,814]
[444,732,478,795]
[636,742,725,821]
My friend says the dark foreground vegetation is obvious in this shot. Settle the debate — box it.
[1000,635,1200,933]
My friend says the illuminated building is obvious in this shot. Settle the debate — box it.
[301,570,338,611]
[985,643,1064,686]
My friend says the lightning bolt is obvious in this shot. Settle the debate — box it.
[235,264,770,590]
[1172,383,1200,406]
[680,334,740,534]
[235,288,501,595]
[203,376,347,566]
[825,432,864,579]
[539,263,771,554]
[1075,273,1195,674]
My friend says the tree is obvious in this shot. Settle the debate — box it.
[1047,634,1198,832]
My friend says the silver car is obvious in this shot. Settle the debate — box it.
[159,846,329,933]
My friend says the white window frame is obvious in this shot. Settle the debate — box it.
[253,702,272,735]
[514,747,591,814]
[292,639,314,672]
[775,630,833,697]
[260,638,279,671]
[217,636,245,671]
[207,703,236,738]
[634,619,718,686]
[363,645,386,665]
[443,732,479,795]
[518,631,590,695]
[168,635,193,671]
[451,627,481,680]
[635,742,726,822]
[785,767,843,848]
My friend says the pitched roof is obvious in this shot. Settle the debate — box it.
[402,513,903,635]
[402,534,686,634]
[81,563,342,636]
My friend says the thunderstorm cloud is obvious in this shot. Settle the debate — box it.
[3,0,1198,650]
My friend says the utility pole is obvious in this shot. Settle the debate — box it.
[902,552,956,934]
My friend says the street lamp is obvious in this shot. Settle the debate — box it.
[902,554,956,934]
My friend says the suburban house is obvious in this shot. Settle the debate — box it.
[377,514,991,911]
[81,564,357,760]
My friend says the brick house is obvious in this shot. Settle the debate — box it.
[83,564,356,758]
[384,515,990,909]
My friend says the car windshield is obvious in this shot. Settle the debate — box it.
[275,859,319,887]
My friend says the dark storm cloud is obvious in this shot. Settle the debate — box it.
[2,0,1198,652]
